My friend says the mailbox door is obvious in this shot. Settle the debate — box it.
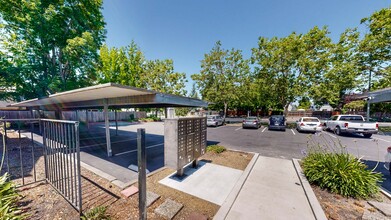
[186,134,194,163]
[193,132,201,158]
[200,130,207,155]
[178,135,187,167]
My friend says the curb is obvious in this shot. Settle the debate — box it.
[292,159,327,220]
[380,187,391,199]
[213,153,259,220]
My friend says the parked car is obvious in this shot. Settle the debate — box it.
[268,115,286,131]
[242,117,261,129]
[324,115,378,138]
[207,115,224,127]
[296,117,322,133]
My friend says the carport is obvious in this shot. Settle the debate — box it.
[368,87,391,104]
[10,83,208,157]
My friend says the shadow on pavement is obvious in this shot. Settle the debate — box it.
[363,159,391,193]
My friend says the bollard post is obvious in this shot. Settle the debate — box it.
[138,128,147,220]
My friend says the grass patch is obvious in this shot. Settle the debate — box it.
[81,206,110,220]
[207,145,226,154]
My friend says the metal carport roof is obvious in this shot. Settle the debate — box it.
[368,87,391,104]
[9,83,208,157]
[9,83,208,110]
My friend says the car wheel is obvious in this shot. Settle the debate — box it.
[363,133,372,138]
[335,126,341,136]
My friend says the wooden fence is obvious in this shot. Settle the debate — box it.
[0,110,146,122]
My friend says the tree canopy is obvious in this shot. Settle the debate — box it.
[0,0,106,100]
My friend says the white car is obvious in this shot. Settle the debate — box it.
[207,115,224,127]
[296,117,322,133]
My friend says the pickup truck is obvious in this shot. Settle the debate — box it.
[324,115,378,138]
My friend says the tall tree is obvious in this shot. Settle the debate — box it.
[97,42,145,87]
[143,59,187,95]
[310,28,360,109]
[0,0,106,100]
[252,27,332,115]
[359,6,391,91]
[192,41,250,118]
[189,83,199,99]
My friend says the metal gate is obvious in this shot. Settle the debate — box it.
[42,119,82,214]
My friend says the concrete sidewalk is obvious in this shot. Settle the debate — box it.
[215,155,322,220]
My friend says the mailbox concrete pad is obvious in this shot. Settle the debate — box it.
[159,161,243,205]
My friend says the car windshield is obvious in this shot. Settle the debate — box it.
[246,117,257,120]
[207,116,215,119]
[303,118,319,122]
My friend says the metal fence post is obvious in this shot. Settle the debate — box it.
[138,128,147,220]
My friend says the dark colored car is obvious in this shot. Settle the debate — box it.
[268,115,286,131]
[242,117,261,129]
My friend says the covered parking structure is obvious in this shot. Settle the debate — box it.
[10,83,208,157]
[368,87,391,104]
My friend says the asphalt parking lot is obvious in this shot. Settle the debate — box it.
[207,125,391,161]
[73,121,391,191]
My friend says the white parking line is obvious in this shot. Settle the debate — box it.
[373,137,391,143]
[115,143,164,156]
[322,131,337,139]
[291,129,296,135]
[261,127,267,133]
[235,127,242,131]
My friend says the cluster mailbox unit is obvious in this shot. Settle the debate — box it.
[164,117,207,176]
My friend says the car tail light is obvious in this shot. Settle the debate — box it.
[300,123,304,126]
[344,122,348,128]
[376,123,379,129]
[318,124,322,127]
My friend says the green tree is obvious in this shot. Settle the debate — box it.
[310,28,360,109]
[252,27,332,115]
[359,6,391,91]
[97,42,145,87]
[192,41,250,118]
[143,59,187,95]
[298,97,311,110]
[0,0,106,100]
[189,83,199,99]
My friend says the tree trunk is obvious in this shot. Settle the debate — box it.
[224,102,228,118]
[284,103,290,117]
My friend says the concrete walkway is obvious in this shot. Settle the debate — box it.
[215,155,317,220]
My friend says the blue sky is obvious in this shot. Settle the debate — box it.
[102,0,390,93]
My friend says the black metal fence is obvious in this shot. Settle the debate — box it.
[42,119,82,214]
[0,118,82,214]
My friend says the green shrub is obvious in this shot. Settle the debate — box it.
[379,126,391,132]
[302,149,382,198]
[0,173,25,219]
[207,145,226,154]
[128,114,135,122]
[138,115,160,122]
[81,206,110,220]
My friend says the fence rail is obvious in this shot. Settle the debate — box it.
[0,118,82,214]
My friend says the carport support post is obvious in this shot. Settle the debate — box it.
[137,128,147,220]
[115,109,118,136]
[86,110,90,130]
[104,100,112,157]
